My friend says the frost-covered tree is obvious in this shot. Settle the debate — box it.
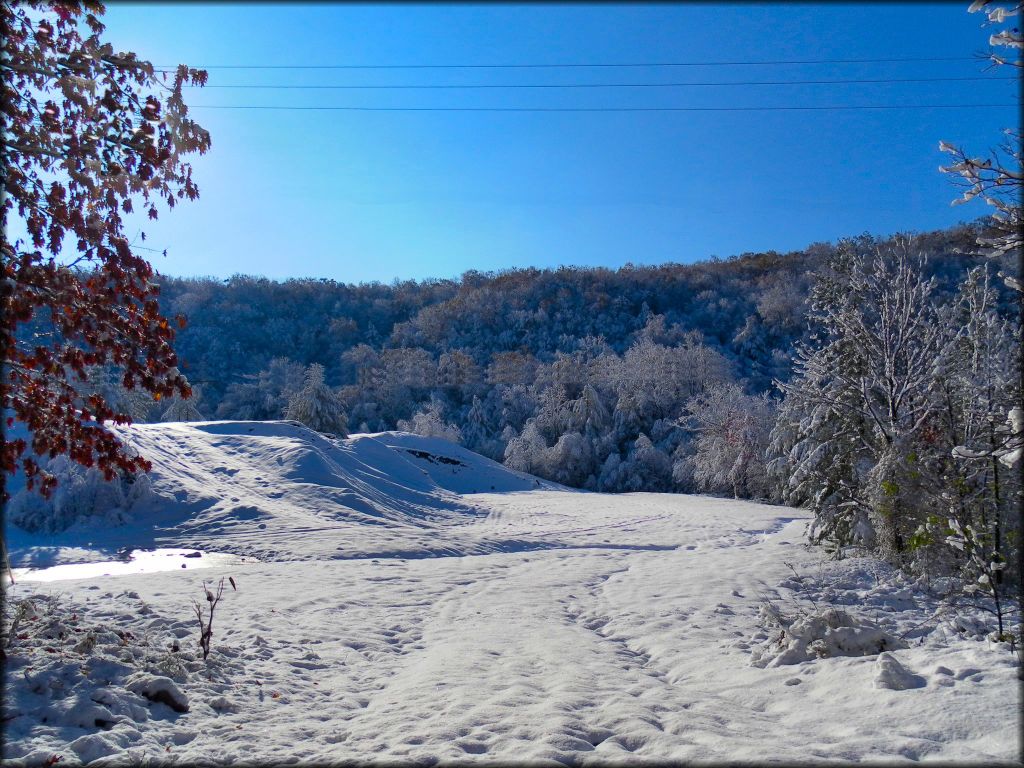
[928,3,1023,644]
[217,357,304,420]
[968,1,1023,64]
[613,338,731,424]
[940,130,1022,265]
[922,266,1022,639]
[341,344,381,390]
[543,431,595,488]
[621,434,673,492]
[597,450,627,491]
[162,385,205,422]
[285,363,348,436]
[944,268,1021,466]
[940,1,1023,480]
[770,246,876,550]
[437,350,484,402]
[681,383,776,499]
[772,240,948,560]
[939,2,1022,263]
[215,376,271,421]
[82,365,156,424]
[397,397,463,444]
[461,396,493,455]
[368,348,437,423]
[567,384,612,443]
[486,351,539,386]
[504,422,548,476]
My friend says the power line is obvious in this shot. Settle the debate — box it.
[189,102,1018,112]
[193,75,1018,90]
[159,55,983,70]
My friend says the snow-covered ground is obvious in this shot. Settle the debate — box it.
[2,422,1020,765]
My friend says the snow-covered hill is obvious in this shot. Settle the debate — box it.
[2,422,1019,764]
[5,421,566,567]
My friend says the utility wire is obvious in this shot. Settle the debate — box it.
[192,75,1019,90]
[190,102,1018,112]
[158,55,982,70]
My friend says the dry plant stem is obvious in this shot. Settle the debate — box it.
[783,561,821,612]
[193,577,226,660]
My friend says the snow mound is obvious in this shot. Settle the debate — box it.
[6,421,569,564]
[125,674,189,712]
[750,605,907,667]
[873,652,927,690]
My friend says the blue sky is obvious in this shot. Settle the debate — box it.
[93,2,1019,283]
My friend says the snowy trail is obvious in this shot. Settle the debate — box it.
[3,426,1019,764]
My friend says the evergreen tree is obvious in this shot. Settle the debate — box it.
[285,364,349,436]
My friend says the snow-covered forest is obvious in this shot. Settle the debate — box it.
[137,224,1014,485]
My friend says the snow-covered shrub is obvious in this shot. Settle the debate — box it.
[750,603,906,667]
[7,454,153,534]
[397,398,463,444]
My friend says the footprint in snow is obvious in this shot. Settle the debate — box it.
[930,665,956,685]
[954,667,984,680]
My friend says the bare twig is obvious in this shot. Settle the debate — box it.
[192,577,229,660]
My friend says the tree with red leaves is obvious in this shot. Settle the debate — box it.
[1,1,211,503]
